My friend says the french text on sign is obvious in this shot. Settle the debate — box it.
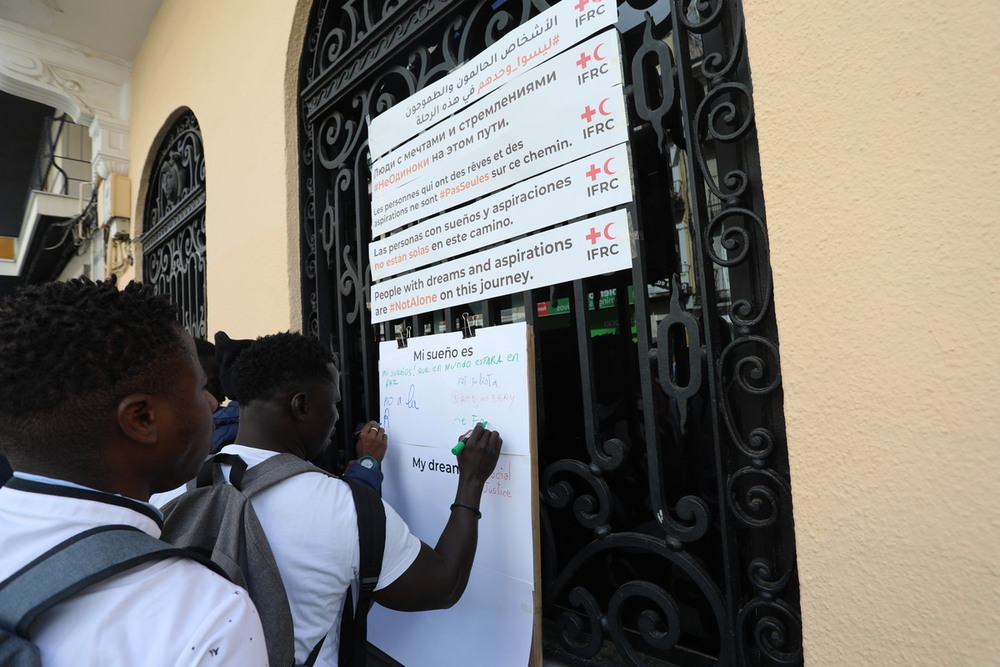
[369,143,633,280]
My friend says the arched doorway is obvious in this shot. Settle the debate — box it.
[141,110,208,338]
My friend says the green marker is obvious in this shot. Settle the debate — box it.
[452,420,488,455]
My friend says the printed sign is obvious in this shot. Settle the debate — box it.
[371,210,632,322]
[369,142,632,280]
[371,28,627,235]
[369,0,618,157]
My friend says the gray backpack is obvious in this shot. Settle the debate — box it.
[160,453,385,667]
[0,525,217,666]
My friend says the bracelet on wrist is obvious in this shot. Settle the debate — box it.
[450,502,482,519]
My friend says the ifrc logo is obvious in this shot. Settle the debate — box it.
[581,97,617,139]
[584,221,622,260]
[585,222,617,245]
[576,43,611,85]
[585,158,616,181]
[584,157,620,197]
[574,0,608,27]
[580,98,612,123]
[576,43,607,69]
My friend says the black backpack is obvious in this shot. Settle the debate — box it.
[0,525,220,667]
[159,453,385,667]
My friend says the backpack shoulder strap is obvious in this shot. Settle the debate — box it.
[238,453,321,497]
[194,453,248,489]
[162,454,298,667]
[338,476,386,667]
[346,476,385,603]
[190,451,316,496]
[0,525,208,637]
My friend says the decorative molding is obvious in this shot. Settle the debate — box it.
[89,114,131,180]
[0,17,131,181]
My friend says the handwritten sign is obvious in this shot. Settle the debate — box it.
[369,142,633,280]
[369,0,618,158]
[371,210,632,322]
[369,322,537,667]
[376,324,533,456]
[371,28,627,235]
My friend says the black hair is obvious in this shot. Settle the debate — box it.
[233,332,336,404]
[194,338,216,361]
[214,331,252,400]
[0,277,188,463]
[194,337,226,404]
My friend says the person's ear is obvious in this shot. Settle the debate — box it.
[117,394,157,444]
[290,392,309,421]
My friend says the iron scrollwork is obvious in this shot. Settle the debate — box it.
[668,0,802,663]
[298,0,800,664]
[142,111,208,339]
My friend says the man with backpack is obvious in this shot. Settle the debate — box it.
[192,333,387,488]
[160,331,502,666]
[0,278,269,666]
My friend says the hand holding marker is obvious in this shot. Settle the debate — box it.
[453,420,488,455]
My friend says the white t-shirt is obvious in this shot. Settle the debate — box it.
[0,476,269,667]
[207,445,421,667]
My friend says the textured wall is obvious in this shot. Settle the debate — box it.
[129,0,306,337]
[743,1,1000,664]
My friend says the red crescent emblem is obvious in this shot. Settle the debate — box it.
[603,222,616,240]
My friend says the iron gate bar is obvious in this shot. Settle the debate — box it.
[669,1,739,654]
[673,2,800,662]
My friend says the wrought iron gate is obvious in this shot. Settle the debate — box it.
[141,110,208,339]
[298,2,801,664]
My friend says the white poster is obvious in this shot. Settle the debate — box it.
[369,323,535,667]
[369,142,633,280]
[369,0,619,158]
[371,28,627,235]
[376,325,533,458]
[371,210,633,322]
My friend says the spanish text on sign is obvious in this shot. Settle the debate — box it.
[371,210,633,322]
[369,143,633,280]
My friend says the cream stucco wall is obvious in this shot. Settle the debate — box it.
[744,1,1000,664]
[122,0,999,663]
[129,0,310,338]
